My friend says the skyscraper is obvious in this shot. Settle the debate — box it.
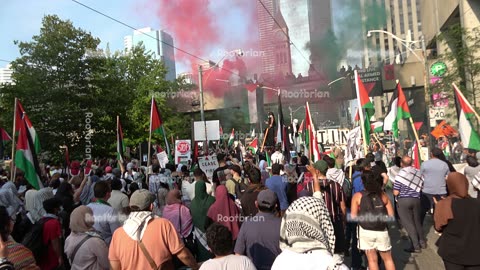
[362,0,423,67]
[279,0,332,76]
[0,64,13,85]
[256,0,292,77]
[124,27,177,81]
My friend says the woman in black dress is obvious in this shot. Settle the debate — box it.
[264,112,276,150]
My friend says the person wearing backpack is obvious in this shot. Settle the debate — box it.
[33,198,64,270]
[225,165,249,199]
[351,170,395,270]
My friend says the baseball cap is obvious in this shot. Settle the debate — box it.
[105,166,112,173]
[313,160,328,174]
[257,189,278,209]
[130,189,156,211]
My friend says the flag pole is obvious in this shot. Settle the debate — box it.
[147,97,153,176]
[117,115,125,172]
[354,71,368,156]
[453,83,480,122]
[162,126,170,156]
[10,98,17,181]
[408,117,423,161]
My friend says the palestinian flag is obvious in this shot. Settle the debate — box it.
[15,100,40,153]
[247,138,258,154]
[150,97,170,155]
[355,72,375,144]
[276,93,290,162]
[117,117,125,163]
[15,115,42,190]
[384,83,411,138]
[228,128,235,147]
[453,83,480,151]
[371,121,383,133]
[0,128,11,158]
[265,150,272,167]
[305,102,321,162]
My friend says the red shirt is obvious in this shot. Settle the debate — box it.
[38,218,62,270]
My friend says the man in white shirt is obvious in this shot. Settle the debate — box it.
[107,179,129,216]
[200,223,256,270]
[271,144,284,165]
[87,181,121,246]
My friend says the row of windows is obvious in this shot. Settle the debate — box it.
[276,52,288,64]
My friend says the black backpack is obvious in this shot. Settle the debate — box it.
[22,217,54,263]
[234,178,249,199]
[358,191,388,231]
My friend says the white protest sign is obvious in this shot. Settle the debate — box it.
[156,151,169,168]
[316,129,350,145]
[198,155,218,180]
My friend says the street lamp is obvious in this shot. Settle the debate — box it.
[367,29,432,149]
[289,105,305,123]
[198,49,243,146]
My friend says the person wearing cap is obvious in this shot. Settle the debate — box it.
[310,160,346,254]
[234,189,281,270]
[265,164,289,214]
[109,190,198,270]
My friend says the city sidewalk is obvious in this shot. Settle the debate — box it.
[344,215,444,270]
[383,214,444,270]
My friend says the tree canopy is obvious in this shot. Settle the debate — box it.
[0,15,190,162]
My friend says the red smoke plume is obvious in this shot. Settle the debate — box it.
[145,0,259,97]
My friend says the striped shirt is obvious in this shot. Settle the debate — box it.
[394,166,423,198]
[319,179,345,221]
[298,177,345,220]
[6,237,38,270]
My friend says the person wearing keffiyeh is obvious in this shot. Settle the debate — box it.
[271,165,348,270]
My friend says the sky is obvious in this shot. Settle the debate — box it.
[0,0,252,74]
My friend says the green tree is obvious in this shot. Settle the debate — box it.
[434,24,480,112]
[0,15,189,161]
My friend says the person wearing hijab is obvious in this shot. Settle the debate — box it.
[190,181,215,262]
[64,206,109,270]
[24,187,54,223]
[206,185,241,239]
[434,172,480,270]
[55,182,77,236]
[258,160,270,185]
[162,190,193,239]
[271,164,348,270]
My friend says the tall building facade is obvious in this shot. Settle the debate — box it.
[279,0,332,76]
[0,64,13,85]
[256,0,292,77]
[124,27,176,81]
[362,0,423,67]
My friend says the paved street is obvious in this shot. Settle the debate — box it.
[345,190,445,270]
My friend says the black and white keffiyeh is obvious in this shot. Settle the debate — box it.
[395,166,423,193]
[279,193,336,255]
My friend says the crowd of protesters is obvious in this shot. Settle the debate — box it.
[0,141,479,270]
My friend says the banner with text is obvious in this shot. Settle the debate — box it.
[198,155,219,180]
